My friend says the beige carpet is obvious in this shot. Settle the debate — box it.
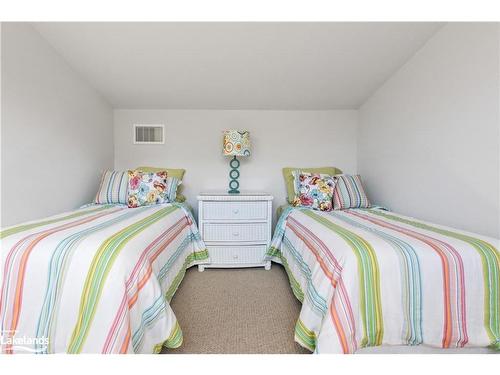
[164,265,309,354]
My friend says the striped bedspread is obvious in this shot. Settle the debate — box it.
[0,203,208,354]
[267,207,500,354]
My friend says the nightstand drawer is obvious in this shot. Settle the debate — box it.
[203,223,268,242]
[202,201,268,221]
[207,245,267,265]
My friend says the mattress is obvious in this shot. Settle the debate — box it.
[0,203,209,353]
[267,206,500,354]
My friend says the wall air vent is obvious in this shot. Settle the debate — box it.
[133,124,164,144]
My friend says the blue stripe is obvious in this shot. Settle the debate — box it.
[282,237,328,315]
[116,172,126,204]
[106,172,117,203]
[34,206,147,352]
[131,296,166,352]
[330,211,423,345]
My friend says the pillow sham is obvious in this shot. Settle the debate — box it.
[127,170,178,208]
[292,170,333,200]
[333,174,370,210]
[94,170,129,205]
[283,167,342,204]
[136,166,186,202]
[135,166,185,180]
[292,173,336,212]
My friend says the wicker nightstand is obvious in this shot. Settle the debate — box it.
[197,192,273,271]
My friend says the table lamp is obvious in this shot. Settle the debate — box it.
[222,130,251,194]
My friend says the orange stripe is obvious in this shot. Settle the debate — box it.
[103,219,189,353]
[127,221,188,309]
[6,210,117,351]
[119,328,131,354]
[288,223,335,281]
[330,299,349,353]
[348,210,454,348]
[128,266,153,307]
[286,213,357,353]
[289,216,357,352]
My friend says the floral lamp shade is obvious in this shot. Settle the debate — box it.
[222,130,251,157]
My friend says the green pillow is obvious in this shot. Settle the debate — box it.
[136,166,185,180]
[136,166,186,203]
[175,193,187,203]
[282,166,342,204]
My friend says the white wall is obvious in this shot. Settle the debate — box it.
[4,22,498,239]
[114,109,358,221]
[359,23,500,238]
[1,23,114,226]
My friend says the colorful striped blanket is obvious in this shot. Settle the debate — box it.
[267,207,500,354]
[0,203,208,353]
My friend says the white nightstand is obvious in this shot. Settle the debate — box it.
[197,192,273,271]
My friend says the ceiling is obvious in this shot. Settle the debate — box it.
[33,22,443,109]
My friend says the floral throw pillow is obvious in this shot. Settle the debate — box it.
[292,173,336,211]
[291,170,332,200]
[127,170,178,208]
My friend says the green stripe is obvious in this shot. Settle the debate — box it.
[0,205,113,239]
[165,249,209,302]
[303,210,383,347]
[368,208,500,346]
[268,247,305,303]
[266,246,281,259]
[267,247,316,352]
[67,206,177,353]
[154,321,183,353]
[278,252,316,352]
[152,250,208,353]
[132,242,208,352]
[332,211,423,345]
[269,247,314,351]
[295,319,316,352]
[282,237,328,314]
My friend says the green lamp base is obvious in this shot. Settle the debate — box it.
[228,156,240,194]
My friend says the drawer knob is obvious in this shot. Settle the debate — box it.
[232,232,240,237]
[233,254,239,259]
[233,209,239,214]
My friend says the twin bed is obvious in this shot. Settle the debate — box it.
[267,205,500,353]
[1,167,499,354]
[0,202,208,353]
